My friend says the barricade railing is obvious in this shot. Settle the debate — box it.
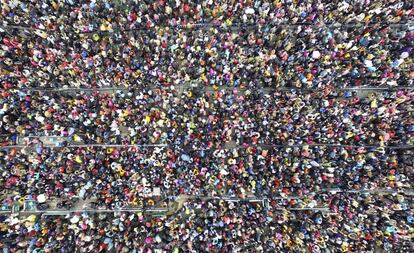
[12,85,414,93]
[2,142,412,150]
[2,189,412,216]
[1,21,413,34]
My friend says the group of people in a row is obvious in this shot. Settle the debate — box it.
[1,12,413,89]
[2,0,412,29]
[1,194,413,252]
[1,88,413,147]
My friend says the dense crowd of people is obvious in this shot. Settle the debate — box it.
[1,0,412,29]
[1,88,414,207]
[1,2,413,89]
[1,89,413,251]
[1,195,414,252]
[3,137,413,208]
[0,0,414,252]
[1,88,413,147]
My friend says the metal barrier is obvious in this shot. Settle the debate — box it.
[0,208,168,216]
[2,142,412,150]
[12,85,414,94]
[1,143,169,149]
[1,21,413,34]
[2,188,412,216]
